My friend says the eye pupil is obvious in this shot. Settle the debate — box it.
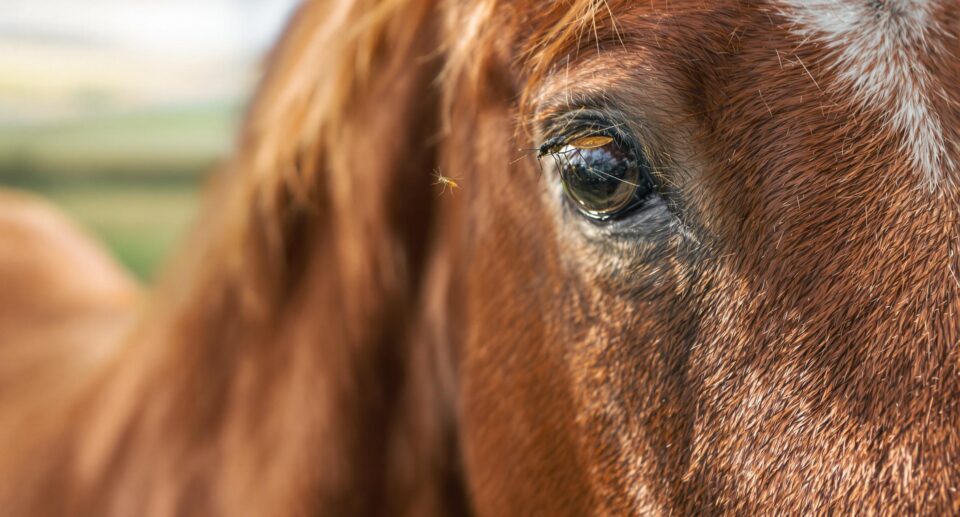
[554,139,651,220]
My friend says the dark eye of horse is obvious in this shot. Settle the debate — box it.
[550,139,653,220]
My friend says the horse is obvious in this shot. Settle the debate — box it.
[1,0,959,514]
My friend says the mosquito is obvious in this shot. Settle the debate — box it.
[433,169,461,195]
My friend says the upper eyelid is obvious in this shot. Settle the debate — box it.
[534,101,672,164]
[536,109,636,158]
[535,110,675,191]
[538,107,610,137]
[537,118,635,149]
[535,97,640,136]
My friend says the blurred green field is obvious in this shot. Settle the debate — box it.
[31,180,201,279]
[0,102,240,280]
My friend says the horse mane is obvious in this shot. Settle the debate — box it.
[0,0,467,515]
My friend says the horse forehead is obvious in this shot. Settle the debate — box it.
[778,0,959,189]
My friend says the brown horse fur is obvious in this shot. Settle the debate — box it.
[0,189,138,512]
[0,191,139,395]
[2,0,960,514]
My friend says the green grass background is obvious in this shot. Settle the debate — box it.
[36,180,201,279]
[0,102,240,280]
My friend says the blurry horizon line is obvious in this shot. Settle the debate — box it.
[0,0,300,125]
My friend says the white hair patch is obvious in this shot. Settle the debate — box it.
[780,0,953,189]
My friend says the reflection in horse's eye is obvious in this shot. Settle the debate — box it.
[552,138,653,221]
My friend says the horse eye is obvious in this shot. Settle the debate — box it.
[551,139,653,220]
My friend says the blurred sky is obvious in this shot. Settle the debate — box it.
[0,0,301,123]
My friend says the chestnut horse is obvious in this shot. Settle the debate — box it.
[2,0,959,514]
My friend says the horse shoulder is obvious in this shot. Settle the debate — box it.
[0,188,138,321]
[0,187,140,405]
[0,188,144,515]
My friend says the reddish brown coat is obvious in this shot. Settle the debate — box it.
[1,0,958,515]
